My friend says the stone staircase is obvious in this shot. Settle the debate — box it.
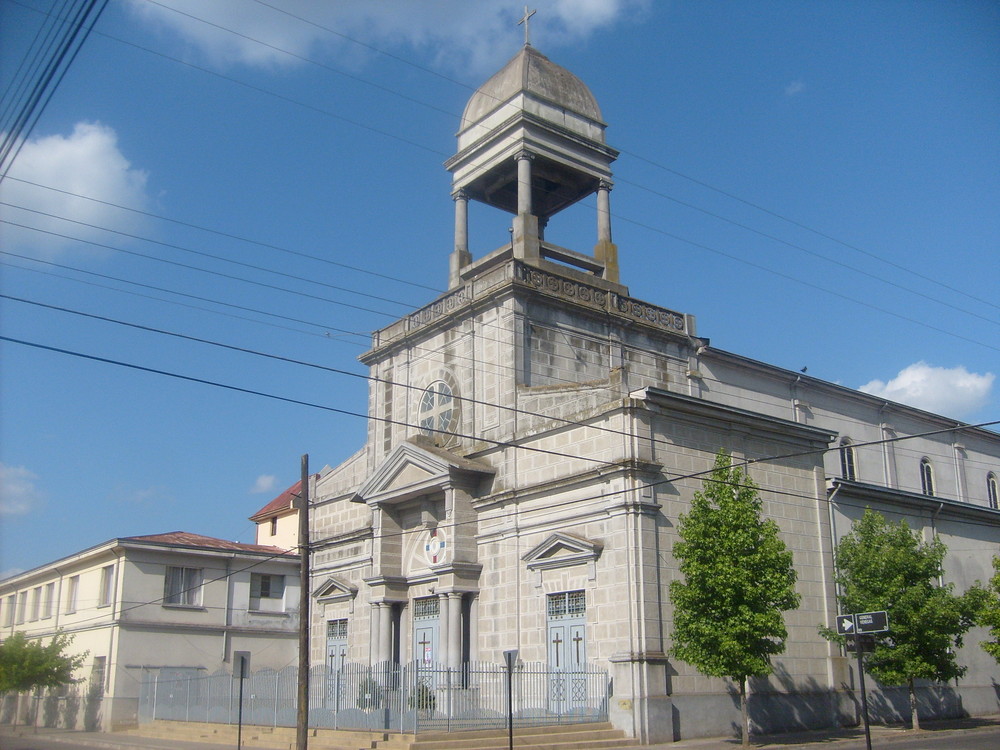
[127,720,639,750]
[385,722,638,750]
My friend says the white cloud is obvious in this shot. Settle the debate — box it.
[0,464,44,516]
[1,121,150,259]
[785,80,805,96]
[251,474,278,494]
[128,0,650,74]
[859,361,994,419]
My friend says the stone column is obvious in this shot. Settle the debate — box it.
[448,593,463,668]
[597,180,612,243]
[370,602,382,664]
[378,602,392,664]
[512,150,540,262]
[449,189,471,288]
[517,150,533,215]
[438,593,451,667]
[468,594,479,664]
[594,179,620,283]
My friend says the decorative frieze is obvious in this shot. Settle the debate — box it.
[407,286,472,328]
[513,261,687,334]
[370,260,687,351]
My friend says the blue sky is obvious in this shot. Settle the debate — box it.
[1,0,998,577]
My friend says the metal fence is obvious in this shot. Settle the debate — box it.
[139,660,609,733]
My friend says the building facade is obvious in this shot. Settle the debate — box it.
[0,532,299,731]
[304,44,1000,743]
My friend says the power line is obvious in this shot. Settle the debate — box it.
[1,258,366,342]
[2,388,995,635]
[2,292,759,460]
[2,248,991,435]
[0,220,405,320]
[623,150,1000,314]
[0,0,110,179]
[2,174,442,294]
[4,322,996,524]
[7,4,994,346]
[228,0,1000,316]
[21,0,990,335]
[0,334,624,470]
[0,203,424,311]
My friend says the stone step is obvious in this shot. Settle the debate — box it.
[127,721,387,750]
[125,720,638,750]
[414,722,617,741]
[402,723,637,750]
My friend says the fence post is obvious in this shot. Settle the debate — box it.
[334,665,341,730]
[273,671,279,728]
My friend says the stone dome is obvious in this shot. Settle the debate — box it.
[460,45,604,133]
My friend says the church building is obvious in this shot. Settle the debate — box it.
[306,40,1000,743]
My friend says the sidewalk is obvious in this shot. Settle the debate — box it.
[3,716,1000,750]
[647,715,1000,749]
[0,725,284,750]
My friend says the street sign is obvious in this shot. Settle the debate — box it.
[234,650,251,679]
[856,610,889,633]
[836,611,889,635]
[836,614,856,634]
[844,635,875,653]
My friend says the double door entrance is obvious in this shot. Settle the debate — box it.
[546,590,588,713]
[412,597,440,666]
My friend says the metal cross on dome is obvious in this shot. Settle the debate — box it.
[518,6,537,46]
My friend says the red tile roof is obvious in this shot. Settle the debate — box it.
[249,478,311,522]
[122,531,295,556]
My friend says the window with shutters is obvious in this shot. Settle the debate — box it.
[250,573,285,612]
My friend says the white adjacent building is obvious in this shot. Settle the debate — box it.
[303,41,1000,744]
[0,531,298,730]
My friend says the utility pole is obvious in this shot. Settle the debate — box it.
[296,454,310,750]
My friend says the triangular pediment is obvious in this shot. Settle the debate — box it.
[352,436,494,507]
[385,463,435,492]
[313,576,357,602]
[523,532,603,572]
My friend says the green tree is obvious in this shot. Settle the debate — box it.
[0,631,86,695]
[669,450,800,746]
[826,509,981,730]
[979,555,1000,663]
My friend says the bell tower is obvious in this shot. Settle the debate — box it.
[444,42,620,288]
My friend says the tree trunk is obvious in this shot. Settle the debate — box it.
[740,677,750,746]
[909,677,919,730]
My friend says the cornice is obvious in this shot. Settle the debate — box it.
[635,386,835,447]
[830,478,1000,523]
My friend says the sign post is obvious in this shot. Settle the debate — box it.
[503,650,518,750]
[234,651,251,750]
[835,613,888,750]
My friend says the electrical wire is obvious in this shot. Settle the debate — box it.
[13,0,994,333]
[0,334,625,469]
[0,0,110,180]
[2,245,993,439]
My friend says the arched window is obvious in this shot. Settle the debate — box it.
[839,438,857,481]
[919,458,935,497]
[418,380,456,436]
[989,472,999,510]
